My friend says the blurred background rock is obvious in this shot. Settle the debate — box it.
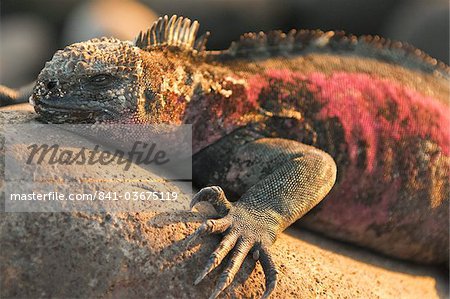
[1,0,448,87]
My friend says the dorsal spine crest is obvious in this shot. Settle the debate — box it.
[135,15,209,54]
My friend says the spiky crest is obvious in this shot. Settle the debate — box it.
[135,15,209,54]
[135,16,448,76]
[212,30,449,76]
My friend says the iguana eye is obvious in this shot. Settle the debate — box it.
[88,74,114,87]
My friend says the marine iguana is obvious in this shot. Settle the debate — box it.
[11,15,450,298]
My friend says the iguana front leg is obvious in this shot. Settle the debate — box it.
[189,128,337,298]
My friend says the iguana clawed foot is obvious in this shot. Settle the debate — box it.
[189,186,279,299]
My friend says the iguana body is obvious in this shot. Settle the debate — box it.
[21,15,449,298]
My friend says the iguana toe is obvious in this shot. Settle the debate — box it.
[259,245,278,299]
[207,237,253,298]
[186,218,231,247]
[194,232,238,285]
[191,186,232,217]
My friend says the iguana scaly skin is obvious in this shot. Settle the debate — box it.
[26,15,449,298]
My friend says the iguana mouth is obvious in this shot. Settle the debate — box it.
[33,96,117,123]
[35,96,93,111]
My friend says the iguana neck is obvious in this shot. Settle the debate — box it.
[180,64,263,153]
[140,53,261,152]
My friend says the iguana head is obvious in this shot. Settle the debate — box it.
[31,37,145,123]
[31,15,209,124]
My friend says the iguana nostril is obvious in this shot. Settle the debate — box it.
[46,81,58,90]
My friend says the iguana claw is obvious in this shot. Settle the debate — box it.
[190,186,231,217]
[190,186,279,299]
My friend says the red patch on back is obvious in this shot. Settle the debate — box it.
[246,75,268,105]
[246,69,449,235]
[249,69,450,172]
[311,72,449,170]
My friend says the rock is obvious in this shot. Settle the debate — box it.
[2,210,448,299]
[1,105,447,298]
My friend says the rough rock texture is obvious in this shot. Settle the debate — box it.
[2,210,448,299]
[1,106,448,298]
